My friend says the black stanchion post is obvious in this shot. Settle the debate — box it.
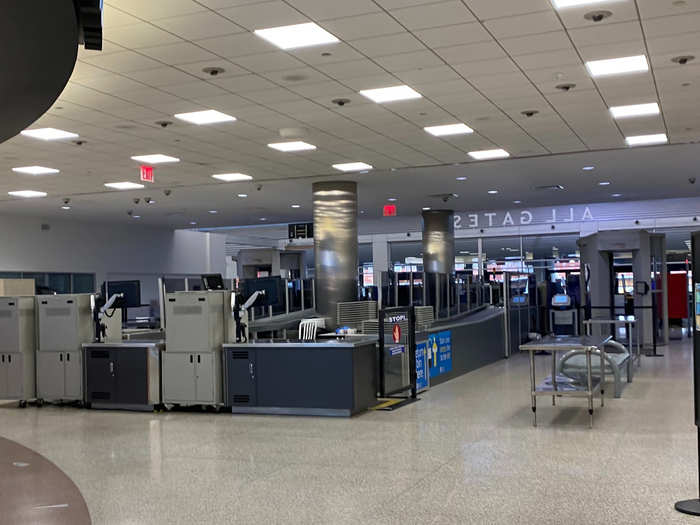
[676,231,700,516]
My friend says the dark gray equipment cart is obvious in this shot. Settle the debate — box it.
[222,337,377,417]
[83,342,163,411]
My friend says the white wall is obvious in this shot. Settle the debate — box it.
[0,214,227,305]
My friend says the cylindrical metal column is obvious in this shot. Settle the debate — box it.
[313,181,358,327]
[422,210,455,274]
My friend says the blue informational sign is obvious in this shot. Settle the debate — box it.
[428,330,453,378]
[416,341,428,391]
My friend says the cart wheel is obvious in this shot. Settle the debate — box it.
[18,400,27,409]
[213,405,221,413]
[75,401,84,408]
[85,402,92,410]
[36,399,44,408]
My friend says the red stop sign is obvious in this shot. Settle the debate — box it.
[392,324,401,343]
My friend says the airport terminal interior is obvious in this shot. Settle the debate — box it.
[3,0,700,523]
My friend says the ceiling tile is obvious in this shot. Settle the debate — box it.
[390,1,476,30]
[154,11,246,40]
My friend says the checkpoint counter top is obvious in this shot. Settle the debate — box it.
[223,337,377,417]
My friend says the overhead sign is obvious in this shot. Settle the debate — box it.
[288,222,313,239]
[383,204,397,217]
[140,165,154,183]
[392,324,401,343]
[454,206,594,229]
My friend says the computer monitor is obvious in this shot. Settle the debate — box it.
[241,277,283,307]
[551,294,571,307]
[104,280,141,308]
[201,274,225,291]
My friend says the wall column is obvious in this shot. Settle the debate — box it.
[313,181,358,326]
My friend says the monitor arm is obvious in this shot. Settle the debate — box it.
[94,293,123,342]
[231,290,266,343]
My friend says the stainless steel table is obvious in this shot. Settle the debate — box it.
[520,335,611,428]
[583,316,639,369]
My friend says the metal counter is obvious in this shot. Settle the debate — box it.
[83,342,163,411]
[223,337,377,417]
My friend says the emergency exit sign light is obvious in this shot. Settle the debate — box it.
[383,204,397,217]
[140,165,154,183]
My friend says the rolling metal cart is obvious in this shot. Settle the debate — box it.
[520,335,611,428]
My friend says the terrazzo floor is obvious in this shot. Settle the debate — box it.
[1,339,698,524]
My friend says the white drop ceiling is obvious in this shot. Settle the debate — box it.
[1,0,699,227]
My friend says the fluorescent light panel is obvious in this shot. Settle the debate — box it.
[12,166,59,175]
[254,23,339,50]
[332,162,373,172]
[21,128,78,140]
[610,102,660,119]
[8,190,47,198]
[105,182,145,190]
[469,149,510,160]
[424,123,474,136]
[130,154,180,164]
[174,110,236,125]
[212,173,252,182]
[359,85,422,103]
[268,141,316,152]
[586,55,648,77]
[625,133,668,146]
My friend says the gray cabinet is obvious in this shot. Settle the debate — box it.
[0,297,36,403]
[36,351,83,402]
[165,292,225,353]
[162,352,222,406]
[37,295,93,352]
[83,343,161,410]
[224,349,257,406]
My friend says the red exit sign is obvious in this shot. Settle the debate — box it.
[383,204,397,217]
[140,165,154,183]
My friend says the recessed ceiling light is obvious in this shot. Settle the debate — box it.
[237,193,248,198]
[190,221,197,225]
[359,85,422,104]
[268,141,316,152]
[21,128,78,141]
[291,204,301,208]
[208,210,218,214]
[513,200,522,204]
[586,55,648,77]
[582,166,595,171]
[104,182,145,190]
[469,149,510,160]
[133,215,141,219]
[131,154,180,164]
[424,123,474,136]
[260,217,267,221]
[387,197,397,202]
[212,173,253,182]
[254,22,339,50]
[625,133,668,146]
[332,162,373,172]
[610,102,660,119]
[422,207,431,211]
[8,190,47,198]
[174,110,236,125]
[611,193,622,197]
[61,205,71,210]
[552,0,616,8]
[599,181,611,186]
[488,190,499,195]
[12,166,60,175]
[456,176,467,181]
